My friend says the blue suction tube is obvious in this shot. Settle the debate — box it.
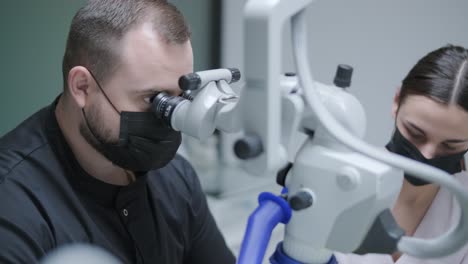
[237,192,292,264]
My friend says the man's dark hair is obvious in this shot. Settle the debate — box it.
[62,0,191,90]
[400,44,468,111]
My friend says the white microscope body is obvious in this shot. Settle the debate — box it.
[278,74,403,262]
[152,0,468,263]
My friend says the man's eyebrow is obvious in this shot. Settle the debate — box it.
[135,88,161,95]
[135,87,182,96]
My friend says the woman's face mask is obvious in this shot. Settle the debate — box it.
[385,127,467,186]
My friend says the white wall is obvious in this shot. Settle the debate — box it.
[221,0,468,146]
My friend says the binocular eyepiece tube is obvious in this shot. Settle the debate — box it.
[151,68,241,129]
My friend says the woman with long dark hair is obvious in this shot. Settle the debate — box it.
[336,45,468,263]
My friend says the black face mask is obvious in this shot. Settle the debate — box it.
[385,127,467,186]
[82,72,182,172]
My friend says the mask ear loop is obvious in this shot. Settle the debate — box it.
[124,170,136,183]
[82,108,100,141]
[81,69,122,147]
[87,70,122,115]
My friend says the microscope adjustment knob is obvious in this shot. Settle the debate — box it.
[234,134,264,160]
[276,162,293,187]
[179,73,201,91]
[337,166,361,191]
[228,68,241,83]
[289,190,313,211]
[333,64,353,88]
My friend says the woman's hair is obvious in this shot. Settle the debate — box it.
[400,45,468,111]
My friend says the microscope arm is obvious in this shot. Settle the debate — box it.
[291,7,468,259]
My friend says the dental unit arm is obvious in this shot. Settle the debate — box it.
[151,1,468,263]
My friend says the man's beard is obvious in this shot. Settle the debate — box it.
[79,102,119,158]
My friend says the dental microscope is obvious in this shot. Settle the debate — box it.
[150,1,468,263]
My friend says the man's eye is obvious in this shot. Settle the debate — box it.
[143,97,152,104]
[143,94,158,104]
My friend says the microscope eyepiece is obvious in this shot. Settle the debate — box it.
[152,92,187,127]
[178,68,241,91]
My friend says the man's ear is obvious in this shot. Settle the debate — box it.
[392,88,401,119]
[66,66,94,108]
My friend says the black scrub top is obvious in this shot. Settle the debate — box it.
[0,98,235,264]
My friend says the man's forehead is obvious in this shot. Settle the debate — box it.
[121,21,193,63]
[116,22,193,93]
